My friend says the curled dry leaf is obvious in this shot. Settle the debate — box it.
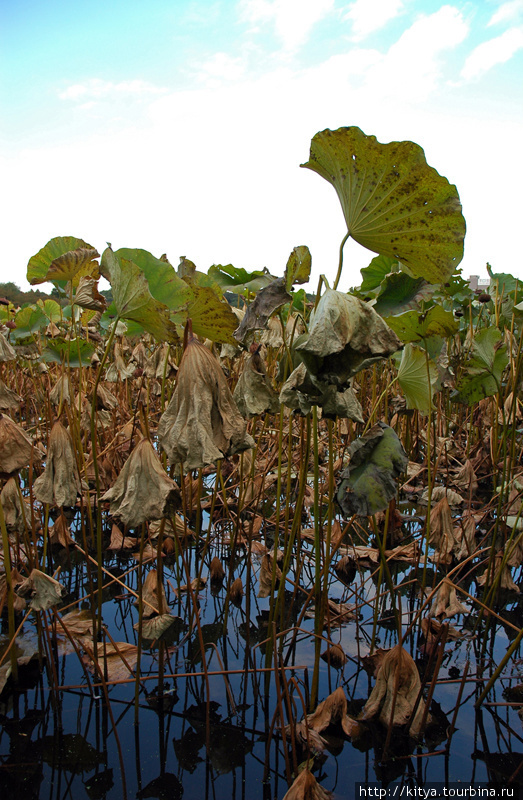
[429,497,457,565]
[101,439,181,528]
[477,552,520,593]
[429,578,468,619]
[174,577,207,596]
[138,569,168,617]
[361,644,427,735]
[105,341,135,382]
[454,512,477,560]
[0,332,16,362]
[279,362,364,421]
[258,553,282,598]
[282,769,332,800]
[420,486,463,507]
[454,459,478,495]
[48,514,75,547]
[49,375,75,407]
[33,420,81,507]
[158,336,254,472]
[0,477,31,533]
[15,568,67,611]
[84,642,139,681]
[0,568,27,613]
[210,556,225,583]
[321,643,347,669]
[0,413,44,474]
[306,686,359,739]
[73,276,107,311]
[0,379,21,411]
[229,577,244,605]
[134,614,177,640]
[107,524,138,551]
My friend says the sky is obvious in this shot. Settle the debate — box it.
[1,0,523,294]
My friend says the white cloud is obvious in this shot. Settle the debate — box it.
[238,0,335,51]
[59,78,167,102]
[488,0,523,27]
[461,26,523,80]
[194,52,247,87]
[344,0,404,41]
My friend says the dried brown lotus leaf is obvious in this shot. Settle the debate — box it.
[282,769,332,800]
[233,351,280,417]
[0,568,27,612]
[85,642,138,681]
[134,614,176,640]
[321,643,347,669]
[73,276,107,311]
[210,556,225,583]
[101,439,181,527]
[280,362,364,421]
[96,384,118,410]
[429,578,468,619]
[229,577,244,604]
[454,459,478,494]
[105,341,135,382]
[138,569,168,617]
[144,343,174,379]
[48,514,75,547]
[15,568,66,611]
[505,533,523,568]
[429,497,458,565]
[477,552,520,593]
[0,379,21,411]
[158,337,254,472]
[49,375,74,407]
[421,486,463,506]
[47,247,100,283]
[33,421,81,507]
[107,524,138,551]
[454,512,477,560]
[0,477,30,532]
[258,553,282,598]
[361,644,427,735]
[305,686,359,741]
[174,577,206,596]
[0,333,16,362]
[0,413,44,473]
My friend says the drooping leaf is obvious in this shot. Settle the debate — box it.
[337,422,408,516]
[453,326,508,405]
[234,278,292,342]
[27,236,96,285]
[385,305,458,343]
[15,569,67,611]
[374,273,436,317]
[207,263,274,294]
[487,264,522,300]
[397,343,438,414]
[100,248,178,342]
[41,338,95,368]
[285,245,311,291]
[296,289,401,385]
[302,127,466,283]
[114,248,192,310]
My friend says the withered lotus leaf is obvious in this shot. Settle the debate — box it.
[138,568,168,617]
[306,686,358,738]
[282,769,332,800]
[0,333,16,362]
[0,477,30,532]
[430,578,469,619]
[134,614,176,640]
[361,644,427,735]
[158,337,254,472]
[233,350,280,417]
[477,552,520,593]
[73,276,107,311]
[48,514,75,547]
[0,413,44,474]
[84,642,139,681]
[296,290,401,386]
[15,568,67,611]
[49,375,74,407]
[234,278,292,342]
[102,439,181,528]
[33,421,81,507]
[279,362,363,420]
[0,379,21,411]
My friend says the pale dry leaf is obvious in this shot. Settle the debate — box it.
[33,420,81,507]
[282,769,332,800]
[15,568,66,611]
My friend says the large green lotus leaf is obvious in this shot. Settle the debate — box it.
[453,327,508,404]
[114,248,192,310]
[385,305,458,343]
[296,289,401,385]
[487,265,523,303]
[285,245,311,291]
[359,254,399,294]
[185,284,239,343]
[11,305,48,340]
[37,299,62,323]
[397,343,438,414]
[374,273,436,317]
[207,263,275,295]
[42,337,95,367]
[27,237,96,285]
[301,127,466,283]
[337,422,408,516]
[101,248,178,342]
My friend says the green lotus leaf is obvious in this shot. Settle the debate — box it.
[184,284,239,344]
[41,338,95,368]
[114,248,192,310]
[374,273,436,317]
[359,254,399,294]
[11,305,48,341]
[101,248,178,343]
[453,327,508,405]
[285,245,311,291]
[385,306,458,343]
[337,422,408,516]
[37,299,62,323]
[27,236,96,285]
[302,127,466,283]
[397,343,438,414]
[207,263,275,294]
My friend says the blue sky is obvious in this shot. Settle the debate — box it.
[2,0,523,291]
